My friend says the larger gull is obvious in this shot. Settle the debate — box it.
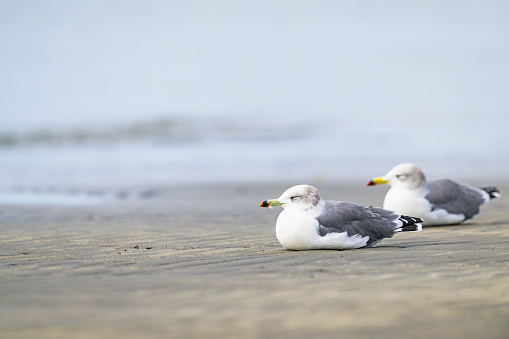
[259,184,422,250]
[367,163,500,226]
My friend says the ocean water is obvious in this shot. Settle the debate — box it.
[0,113,507,205]
[1,1,508,204]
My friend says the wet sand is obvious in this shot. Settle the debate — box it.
[1,183,508,338]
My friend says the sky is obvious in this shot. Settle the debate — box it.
[1,0,508,132]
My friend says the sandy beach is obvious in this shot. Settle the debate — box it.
[1,182,508,338]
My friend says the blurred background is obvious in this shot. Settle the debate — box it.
[0,0,508,203]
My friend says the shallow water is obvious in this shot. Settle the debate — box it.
[0,113,506,206]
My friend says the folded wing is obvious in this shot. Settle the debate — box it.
[425,179,486,220]
[316,201,401,246]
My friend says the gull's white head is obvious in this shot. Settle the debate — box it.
[367,163,426,189]
[259,184,322,211]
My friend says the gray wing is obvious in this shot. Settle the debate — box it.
[425,179,486,220]
[316,201,399,246]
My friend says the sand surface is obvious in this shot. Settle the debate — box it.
[1,183,508,338]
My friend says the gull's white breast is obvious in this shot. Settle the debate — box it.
[275,210,322,250]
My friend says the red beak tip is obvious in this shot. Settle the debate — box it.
[259,200,269,208]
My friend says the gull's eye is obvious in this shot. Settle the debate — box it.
[291,196,300,201]
[396,174,407,180]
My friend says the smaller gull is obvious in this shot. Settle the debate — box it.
[367,163,500,226]
[259,184,422,250]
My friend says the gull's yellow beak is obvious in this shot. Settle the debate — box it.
[366,177,388,186]
[259,199,284,208]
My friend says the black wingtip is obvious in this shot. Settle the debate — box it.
[480,186,500,199]
[398,215,424,232]
[401,224,421,232]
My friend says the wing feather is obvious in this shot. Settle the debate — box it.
[316,201,398,246]
[425,179,485,219]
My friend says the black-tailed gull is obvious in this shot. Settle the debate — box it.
[259,184,422,250]
[367,163,500,226]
